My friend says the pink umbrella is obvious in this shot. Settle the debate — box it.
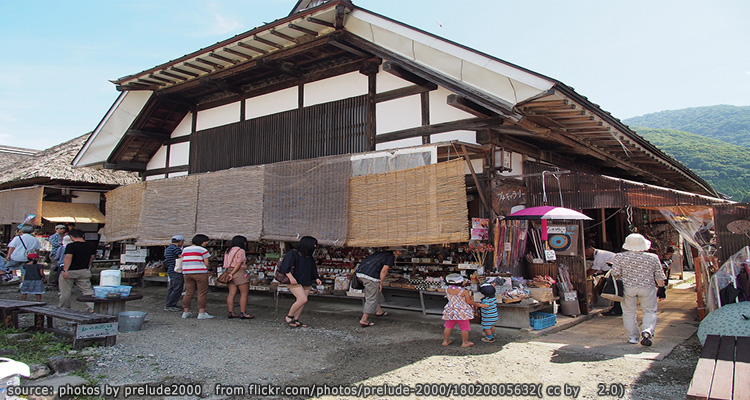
[504,206,591,221]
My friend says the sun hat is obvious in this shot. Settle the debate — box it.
[171,235,185,242]
[26,253,39,260]
[445,273,464,284]
[622,233,651,251]
[55,224,67,229]
[20,225,34,233]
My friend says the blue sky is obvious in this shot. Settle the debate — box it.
[1,0,748,151]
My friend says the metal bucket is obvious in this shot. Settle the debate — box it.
[118,311,147,332]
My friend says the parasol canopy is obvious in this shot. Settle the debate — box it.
[504,206,592,220]
[697,301,750,345]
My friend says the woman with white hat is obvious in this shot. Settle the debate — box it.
[610,233,667,346]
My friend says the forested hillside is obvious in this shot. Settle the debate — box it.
[623,105,750,148]
[632,127,750,202]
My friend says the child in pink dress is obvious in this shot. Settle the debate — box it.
[442,274,487,347]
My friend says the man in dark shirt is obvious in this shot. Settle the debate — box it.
[58,229,96,311]
[164,235,185,311]
[357,247,404,327]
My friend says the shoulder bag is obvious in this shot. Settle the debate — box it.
[174,258,183,273]
[217,249,241,284]
[274,249,297,284]
[600,270,624,302]
[350,265,364,290]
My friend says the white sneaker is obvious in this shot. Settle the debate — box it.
[197,312,214,320]
[181,312,193,319]
[628,338,639,344]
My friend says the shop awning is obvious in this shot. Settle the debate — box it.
[41,201,105,224]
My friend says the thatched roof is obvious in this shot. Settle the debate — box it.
[0,145,38,170]
[0,133,140,190]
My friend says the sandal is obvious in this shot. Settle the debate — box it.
[359,321,374,327]
[284,315,298,328]
[240,313,255,319]
[375,312,388,317]
[227,312,240,319]
[294,319,308,328]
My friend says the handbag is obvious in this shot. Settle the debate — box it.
[600,270,624,302]
[274,250,297,284]
[174,258,183,273]
[350,271,364,290]
[217,249,241,284]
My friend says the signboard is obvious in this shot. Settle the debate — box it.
[75,322,118,339]
[123,247,148,263]
[547,225,579,256]
[470,218,489,240]
[492,179,526,215]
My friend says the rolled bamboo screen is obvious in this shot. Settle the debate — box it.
[105,182,145,242]
[0,186,43,226]
[196,166,264,241]
[136,175,199,246]
[262,156,351,246]
[347,159,469,247]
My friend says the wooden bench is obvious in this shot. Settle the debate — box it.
[0,299,46,328]
[687,335,750,400]
[18,305,118,349]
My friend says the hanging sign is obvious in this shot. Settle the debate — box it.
[547,225,579,256]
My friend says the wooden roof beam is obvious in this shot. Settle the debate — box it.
[148,74,176,85]
[195,57,224,70]
[199,77,244,95]
[183,62,212,74]
[520,100,571,109]
[208,52,240,65]
[253,35,285,50]
[287,23,319,37]
[381,61,432,87]
[447,94,497,118]
[159,70,189,81]
[222,47,254,60]
[270,29,299,44]
[237,41,268,55]
[170,66,200,78]
[306,16,335,28]
[376,117,503,143]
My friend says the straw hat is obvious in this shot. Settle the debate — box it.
[622,233,651,251]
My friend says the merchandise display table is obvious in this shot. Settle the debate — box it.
[419,290,447,315]
[496,300,556,329]
[0,299,46,328]
[76,294,144,316]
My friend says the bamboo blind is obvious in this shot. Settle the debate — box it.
[262,156,351,246]
[104,182,145,242]
[136,176,199,246]
[0,186,43,226]
[347,159,469,247]
[196,166,264,241]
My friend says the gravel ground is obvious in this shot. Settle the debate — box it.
[1,282,700,400]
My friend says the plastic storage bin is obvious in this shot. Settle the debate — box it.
[99,269,122,286]
[529,311,556,330]
[93,285,132,298]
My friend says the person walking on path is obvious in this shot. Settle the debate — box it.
[224,235,254,319]
[356,247,404,327]
[58,229,96,311]
[279,236,320,328]
[164,235,185,311]
[4,225,41,277]
[181,234,214,319]
[610,233,666,346]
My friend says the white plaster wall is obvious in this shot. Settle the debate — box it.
[169,142,190,166]
[431,130,477,145]
[168,171,189,178]
[429,87,474,124]
[147,146,167,170]
[376,95,421,134]
[375,137,422,151]
[376,67,412,92]
[71,191,101,205]
[196,102,240,131]
[146,174,166,181]
[245,87,298,120]
[172,113,192,137]
[304,71,367,107]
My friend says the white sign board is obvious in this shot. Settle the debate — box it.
[544,250,557,261]
[75,322,118,339]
